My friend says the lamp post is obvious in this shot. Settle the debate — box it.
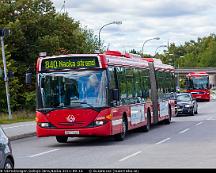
[177,56,184,88]
[141,37,160,55]
[98,21,122,51]
[0,28,12,119]
[154,45,167,56]
[169,54,184,88]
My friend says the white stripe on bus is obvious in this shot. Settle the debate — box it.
[112,119,122,126]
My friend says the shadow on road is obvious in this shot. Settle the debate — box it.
[48,123,172,148]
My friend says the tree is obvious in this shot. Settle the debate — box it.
[0,0,99,113]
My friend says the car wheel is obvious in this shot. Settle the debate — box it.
[56,136,68,143]
[190,107,195,116]
[194,107,198,114]
[4,158,14,169]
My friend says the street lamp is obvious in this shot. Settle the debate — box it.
[0,28,12,119]
[141,37,160,55]
[154,45,167,55]
[98,21,122,51]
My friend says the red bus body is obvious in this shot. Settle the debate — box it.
[35,51,175,140]
[185,72,210,101]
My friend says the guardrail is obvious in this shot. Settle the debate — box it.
[175,68,216,74]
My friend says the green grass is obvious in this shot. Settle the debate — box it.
[0,111,35,124]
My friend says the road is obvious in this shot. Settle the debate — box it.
[12,101,216,168]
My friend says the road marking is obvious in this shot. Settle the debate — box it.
[29,149,59,158]
[119,151,142,162]
[206,117,214,121]
[155,138,171,145]
[195,122,203,126]
[179,128,190,134]
[3,124,35,130]
[206,118,212,120]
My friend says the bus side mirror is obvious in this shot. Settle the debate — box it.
[25,73,32,84]
[112,89,119,101]
[209,84,212,89]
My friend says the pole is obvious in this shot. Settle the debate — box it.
[98,21,122,52]
[154,45,167,56]
[142,37,160,56]
[99,22,113,52]
[1,36,12,119]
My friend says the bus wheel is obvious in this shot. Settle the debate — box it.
[164,107,171,124]
[4,158,14,169]
[142,111,151,132]
[114,117,127,141]
[56,136,68,143]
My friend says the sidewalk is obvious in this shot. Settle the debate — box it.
[1,121,36,141]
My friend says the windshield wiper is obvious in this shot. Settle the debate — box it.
[37,107,57,113]
[70,101,101,112]
[70,101,94,108]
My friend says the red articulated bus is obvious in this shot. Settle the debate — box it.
[35,51,176,143]
[185,72,210,101]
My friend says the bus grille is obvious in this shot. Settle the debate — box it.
[58,122,85,126]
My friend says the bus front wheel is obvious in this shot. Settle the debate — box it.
[114,116,127,141]
[56,136,68,143]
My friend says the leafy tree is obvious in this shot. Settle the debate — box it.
[0,47,23,112]
[0,0,99,113]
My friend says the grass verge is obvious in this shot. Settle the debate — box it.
[0,111,35,124]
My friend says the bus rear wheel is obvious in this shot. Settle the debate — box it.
[164,107,172,124]
[56,136,68,143]
[142,111,151,132]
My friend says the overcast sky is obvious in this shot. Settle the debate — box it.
[51,0,216,55]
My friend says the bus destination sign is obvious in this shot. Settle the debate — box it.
[41,56,100,71]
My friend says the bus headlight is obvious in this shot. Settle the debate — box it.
[87,114,112,127]
[38,122,55,128]
[95,121,104,126]
[40,123,49,127]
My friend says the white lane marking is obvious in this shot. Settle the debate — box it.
[179,128,190,134]
[3,124,35,130]
[206,117,214,121]
[195,122,203,126]
[29,149,59,158]
[119,151,142,162]
[155,138,171,145]
[207,118,216,121]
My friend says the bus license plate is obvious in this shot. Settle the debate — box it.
[65,131,80,135]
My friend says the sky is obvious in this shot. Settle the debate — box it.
[51,0,216,55]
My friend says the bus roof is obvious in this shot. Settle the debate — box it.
[187,72,209,77]
[37,51,174,72]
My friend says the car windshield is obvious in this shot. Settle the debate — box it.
[37,70,108,109]
[177,94,191,102]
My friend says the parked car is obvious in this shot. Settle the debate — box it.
[0,126,14,169]
[176,93,198,116]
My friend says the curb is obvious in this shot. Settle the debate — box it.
[9,132,36,141]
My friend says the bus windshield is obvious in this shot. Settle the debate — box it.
[38,70,108,109]
[190,76,209,89]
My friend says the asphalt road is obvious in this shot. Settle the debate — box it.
[12,101,216,168]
